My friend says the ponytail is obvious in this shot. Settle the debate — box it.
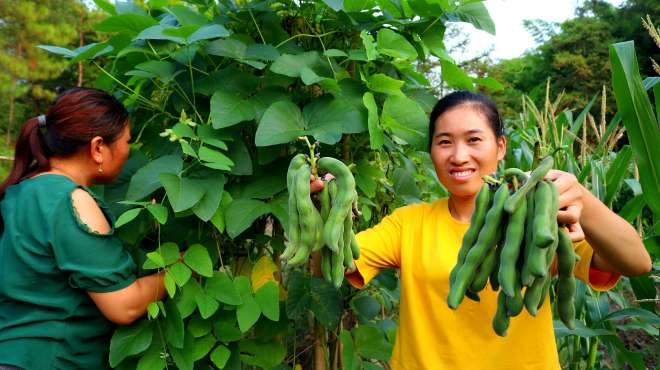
[0,117,51,198]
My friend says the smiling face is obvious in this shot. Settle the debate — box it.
[430,104,506,199]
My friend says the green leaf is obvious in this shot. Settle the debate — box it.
[553,319,615,338]
[381,95,428,150]
[169,331,195,370]
[351,295,381,321]
[363,92,384,149]
[419,21,451,61]
[160,173,206,212]
[136,336,166,370]
[254,281,280,321]
[206,39,248,59]
[159,242,180,265]
[211,90,256,129]
[146,204,168,224]
[355,159,383,197]
[354,325,392,361]
[604,145,633,205]
[599,335,647,370]
[618,194,646,223]
[340,330,360,370]
[146,251,166,268]
[304,96,366,144]
[193,334,217,361]
[175,279,202,318]
[440,60,474,90]
[191,172,227,221]
[164,272,177,298]
[234,174,287,200]
[94,0,117,15]
[228,138,253,176]
[183,244,214,277]
[367,73,404,96]
[188,24,230,43]
[474,77,504,91]
[188,315,212,338]
[286,272,341,328]
[206,271,243,305]
[169,262,192,287]
[255,101,305,146]
[224,199,272,238]
[210,344,232,369]
[147,302,160,319]
[135,25,186,43]
[168,4,207,25]
[195,292,220,319]
[239,340,287,370]
[214,314,243,342]
[234,276,261,332]
[164,300,185,349]
[270,51,323,79]
[115,208,142,228]
[94,14,157,36]
[130,60,177,83]
[599,307,660,326]
[36,45,75,58]
[610,41,660,218]
[407,0,449,17]
[360,30,378,61]
[344,0,374,12]
[246,44,280,61]
[198,146,234,171]
[109,320,154,367]
[376,29,417,61]
[629,273,657,312]
[446,1,496,35]
[211,192,232,233]
[324,49,348,58]
[127,155,183,201]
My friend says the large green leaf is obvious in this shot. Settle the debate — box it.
[169,331,195,370]
[610,41,660,218]
[255,101,305,146]
[191,172,226,221]
[183,244,214,277]
[367,73,404,96]
[195,291,220,319]
[175,279,203,318]
[94,14,157,36]
[198,147,235,171]
[446,1,495,35]
[440,60,474,90]
[354,325,392,361]
[109,320,154,367]
[164,300,185,349]
[206,271,243,305]
[168,4,207,25]
[234,277,261,332]
[210,344,231,368]
[604,145,632,206]
[254,281,280,321]
[136,336,166,370]
[304,96,365,144]
[127,155,183,201]
[376,29,417,60]
[629,273,657,312]
[160,173,206,212]
[270,51,323,79]
[381,95,428,150]
[239,340,287,370]
[285,272,341,328]
[188,24,230,43]
[206,39,248,59]
[340,330,360,370]
[224,199,272,238]
[211,90,256,129]
[363,92,384,149]
[553,319,614,338]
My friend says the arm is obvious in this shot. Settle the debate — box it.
[88,272,166,325]
[71,189,166,325]
[545,171,652,277]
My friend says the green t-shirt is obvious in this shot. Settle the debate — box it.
[0,174,137,370]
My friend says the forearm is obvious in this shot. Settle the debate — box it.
[89,271,166,325]
[579,186,652,276]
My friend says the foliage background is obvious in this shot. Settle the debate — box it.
[1,0,658,369]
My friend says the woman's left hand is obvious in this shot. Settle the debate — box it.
[544,169,586,242]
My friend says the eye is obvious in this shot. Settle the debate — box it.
[468,136,482,143]
[436,139,451,146]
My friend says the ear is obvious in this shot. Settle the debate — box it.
[496,136,507,161]
[89,136,105,164]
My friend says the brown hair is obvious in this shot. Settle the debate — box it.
[0,87,129,198]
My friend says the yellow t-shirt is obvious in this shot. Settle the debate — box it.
[346,198,620,370]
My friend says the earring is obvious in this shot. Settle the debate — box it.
[98,164,104,174]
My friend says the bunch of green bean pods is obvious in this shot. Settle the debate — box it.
[281,155,360,289]
[447,156,579,336]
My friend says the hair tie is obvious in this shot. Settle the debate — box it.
[37,115,47,129]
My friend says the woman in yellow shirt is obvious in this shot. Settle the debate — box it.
[333,91,652,369]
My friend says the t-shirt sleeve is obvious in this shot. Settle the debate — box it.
[573,239,621,291]
[50,190,137,293]
[345,207,404,289]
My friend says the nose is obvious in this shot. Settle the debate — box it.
[450,142,470,165]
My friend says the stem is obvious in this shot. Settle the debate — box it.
[299,136,318,177]
[587,337,599,369]
[248,8,266,44]
[93,62,159,110]
[276,31,338,48]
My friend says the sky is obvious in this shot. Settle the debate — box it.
[448,0,627,62]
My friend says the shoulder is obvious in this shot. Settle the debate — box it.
[71,188,112,234]
[390,201,436,219]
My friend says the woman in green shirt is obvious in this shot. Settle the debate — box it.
[0,88,166,369]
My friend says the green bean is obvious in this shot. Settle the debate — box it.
[448,183,509,309]
[556,228,577,329]
[492,290,510,337]
[499,193,527,297]
[504,156,553,214]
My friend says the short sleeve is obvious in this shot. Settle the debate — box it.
[346,207,403,288]
[50,189,137,293]
[573,240,621,291]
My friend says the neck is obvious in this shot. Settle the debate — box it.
[448,194,477,223]
[47,156,95,186]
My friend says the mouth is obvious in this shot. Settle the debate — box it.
[449,169,476,179]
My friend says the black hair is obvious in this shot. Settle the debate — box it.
[428,90,504,151]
